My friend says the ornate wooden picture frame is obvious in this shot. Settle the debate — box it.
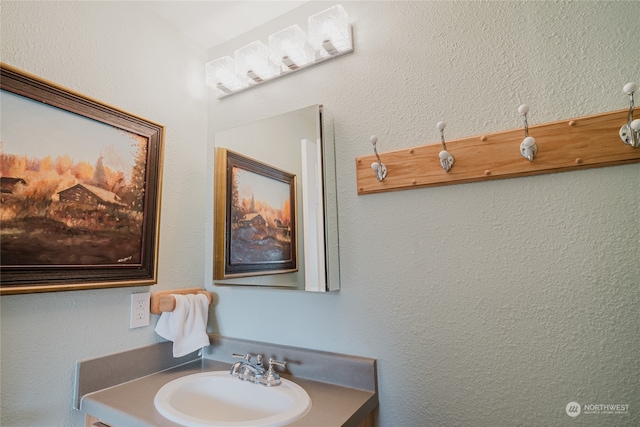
[0,64,164,294]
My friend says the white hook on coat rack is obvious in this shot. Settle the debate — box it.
[620,82,640,148]
[369,135,387,181]
[518,104,538,161]
[436,121,454,173]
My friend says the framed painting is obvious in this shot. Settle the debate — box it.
[0,64,164,294]
[214,148,297,279]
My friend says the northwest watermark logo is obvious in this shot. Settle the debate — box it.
[566,402,581,417]
[566,401,630,417]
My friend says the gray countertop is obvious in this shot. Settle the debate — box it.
[78,335,378,427]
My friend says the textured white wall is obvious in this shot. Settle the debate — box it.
[0,2,207,426]
[1,1,638,427]
[206,2,639,426]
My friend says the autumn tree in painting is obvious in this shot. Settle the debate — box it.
[54,154,73,175]
[93,156,107,189]
[230,168,242,225]
[121,135,148,212]
[281,198,291,226]
[70,161,91,182]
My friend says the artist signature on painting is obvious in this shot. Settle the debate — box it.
[118,256,133,263]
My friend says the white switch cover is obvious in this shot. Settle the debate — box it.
[130,292,150,328]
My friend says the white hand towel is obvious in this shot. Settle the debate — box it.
[154,293,210,358]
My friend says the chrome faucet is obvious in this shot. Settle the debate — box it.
[230,353,265,382]
[230,353,286,387]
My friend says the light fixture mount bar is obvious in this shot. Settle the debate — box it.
[216,41,353,99]
[282,56,299,70]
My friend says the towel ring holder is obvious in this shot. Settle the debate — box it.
[150,288,213,314]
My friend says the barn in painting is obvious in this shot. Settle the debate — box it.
[0,177,27,194]
[238,212,266,227]
[57,184,125,208]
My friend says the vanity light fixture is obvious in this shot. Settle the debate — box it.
[205,4,354,99]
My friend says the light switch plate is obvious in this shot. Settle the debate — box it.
[130,292,150,328]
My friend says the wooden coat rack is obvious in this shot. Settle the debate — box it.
[355,108,639,195]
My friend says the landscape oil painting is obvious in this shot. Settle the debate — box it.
[0,64,164,293]
[214,148,297,279]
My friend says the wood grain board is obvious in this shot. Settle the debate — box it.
[355,108,639,195]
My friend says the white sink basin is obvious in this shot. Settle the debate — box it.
[154,371,311,427]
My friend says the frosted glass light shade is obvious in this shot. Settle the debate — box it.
[205,56,248,96]
[269,25,314,71]
[207,4,354,99]
[308,4,352,57]
[235,41,279,82]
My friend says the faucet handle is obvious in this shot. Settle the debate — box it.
[268,358,286,369]
[263,358,286,386]
[231,353,264,366]
[232,353,252,362]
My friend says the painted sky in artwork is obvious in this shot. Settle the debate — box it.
[0,90,136,179]
[234,167,290,210]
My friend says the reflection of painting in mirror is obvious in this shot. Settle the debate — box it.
[216,149,297,278]
[213,104,339,291]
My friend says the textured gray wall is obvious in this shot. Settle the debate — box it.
[0,2,208,426]
[0,1,638,427]
[206,2,639,426]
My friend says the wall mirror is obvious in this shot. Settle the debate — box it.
[213,105,339,292]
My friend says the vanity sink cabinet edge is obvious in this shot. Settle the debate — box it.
[77,335,378,427]
[86,412,374,427]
